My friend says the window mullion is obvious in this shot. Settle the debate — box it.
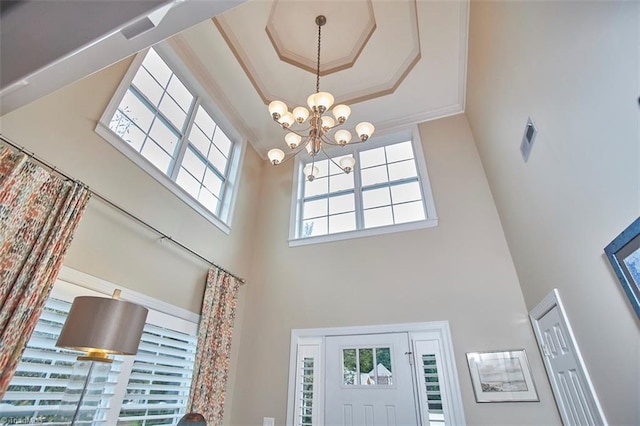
[170,97,200,180]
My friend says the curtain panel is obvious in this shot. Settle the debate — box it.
[0,146,91,396]
[188,267,241,425]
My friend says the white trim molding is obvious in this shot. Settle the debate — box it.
[286,321,465,426]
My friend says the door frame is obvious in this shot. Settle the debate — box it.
[285,321,466,426]
[529,289,607,425]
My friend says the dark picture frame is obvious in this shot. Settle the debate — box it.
[604,217,640,319]
[466,350,539,402]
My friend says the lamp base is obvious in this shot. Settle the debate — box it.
[53,359,112,425]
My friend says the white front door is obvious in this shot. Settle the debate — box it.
[530,290,607,425]
[325,333,419,426]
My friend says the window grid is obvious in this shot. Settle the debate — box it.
[296,139,427,239]
[106,48,233,218]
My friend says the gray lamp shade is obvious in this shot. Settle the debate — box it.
[56,296,148,356]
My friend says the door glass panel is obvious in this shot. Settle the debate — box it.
[359,348,374,385]
[343,349,357,385]
[376,348,393,385]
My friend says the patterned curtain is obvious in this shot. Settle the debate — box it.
[0,146,91,396]
[188,266,241,425]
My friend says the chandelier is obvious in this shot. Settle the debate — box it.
[266,15,375,181]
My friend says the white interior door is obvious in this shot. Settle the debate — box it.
[530,290,607,425]
[325,333,419,426]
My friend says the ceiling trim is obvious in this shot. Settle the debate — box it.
[264,0,376,76]
[213,0,421,107]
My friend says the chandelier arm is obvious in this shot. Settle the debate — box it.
[320,145,350,173]
[272,137,313,167]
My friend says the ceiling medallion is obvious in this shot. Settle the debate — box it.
[266,15,375,181]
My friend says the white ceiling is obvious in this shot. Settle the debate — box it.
[170,0,469,158]
[0,0,468,160]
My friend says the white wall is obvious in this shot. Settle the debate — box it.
[0,56,265,422]
[466,1,640,425]
[231,114,561,425]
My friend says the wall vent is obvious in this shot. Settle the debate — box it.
[520,117,538,162]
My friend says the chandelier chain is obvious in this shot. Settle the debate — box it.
[316,21,321,94]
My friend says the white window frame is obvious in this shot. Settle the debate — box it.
[286,322,466,426]
[95,44,246,234]
[289,126,438,246]
[0,266,200,425]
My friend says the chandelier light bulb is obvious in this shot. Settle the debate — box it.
[339,156,356,173]
[279,112,295,128]
[321,116,335,130]
[268,148,285,165]
[355,122,375,141]
[285,133,302,149]
[268,100,288,119]
[334,129,352,145]
[314,92,334,112]
[332,104,351,123]
[293,107,309,123]
[303,164,319,181]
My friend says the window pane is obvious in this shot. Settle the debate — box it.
[159,95,187,131]
[359,348,374,385]
[385,141,414,163]
[362,187,391,209]
[132,68,163,106]
[194,106,216,138]
[388,159,418,181]
[166,75,193,113]
[120,89,154,132]
[141,141,171,173]
[343,349,357,385]
[376,348,393,385]
[328,193,354,215]
[303,198,328,219]
[329,172,354,193]
[393,201,425,224]
[364,206,393,229]
[212,127,232,158]
[361,165,389,187]
[142,48,172,87]
[149,118,179,156]
[302,217,328,237]
[182,149,206,181]
[329,212,356,234]
[359,146,386,168]
[198,187,219,213]
[304,176,329,198]
[177,168,201,199]
[188,127,211,158]
[207,145,228,175]
[203,168,223,197]
[390,181,422,204]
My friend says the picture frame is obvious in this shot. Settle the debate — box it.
[604,217,640,320]
[466,350,539,402]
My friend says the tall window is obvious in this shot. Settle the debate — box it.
[0,278,198,425]
[97,47,242,232]
[291,129,437,245]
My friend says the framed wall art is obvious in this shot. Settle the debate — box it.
[466,349,538,402]
[604,217,640,319]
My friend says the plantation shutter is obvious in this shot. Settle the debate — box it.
[0,296,122,425]
[413,339,446,425]
[117,322,197,425]
[293,338,321,426]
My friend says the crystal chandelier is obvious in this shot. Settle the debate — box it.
[266,15,375,181]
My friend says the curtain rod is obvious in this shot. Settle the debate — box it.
[0,133,246,284]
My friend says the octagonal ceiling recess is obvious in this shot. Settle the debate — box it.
[265,1,376,76]
[213,0,420,106]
